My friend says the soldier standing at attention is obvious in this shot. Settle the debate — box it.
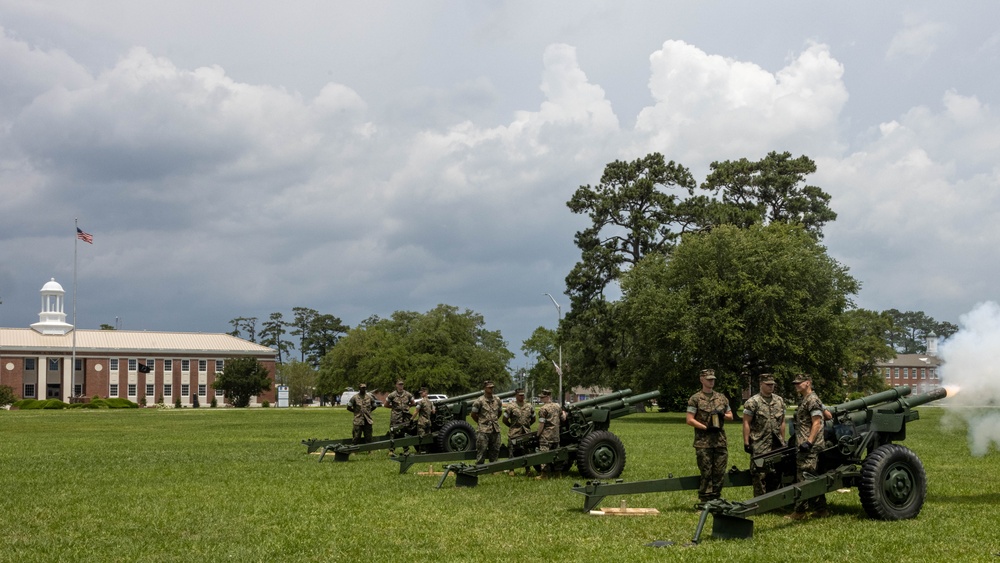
[535,389,566,478]
[470,380,503,464]
[503,388,535,465]
[686,369,733,505]
[742,373,787,496]
[787,373,830,520]
[414,386,436,453]
[385,379,416,457]
[346,383,377,445]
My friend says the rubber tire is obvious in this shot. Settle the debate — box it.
[858,444,927,520]
[435,420,476,453]
[576,430,626,479]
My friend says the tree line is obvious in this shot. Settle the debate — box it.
[223,150,957,408]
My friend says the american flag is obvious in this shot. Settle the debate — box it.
[76,227,93,244]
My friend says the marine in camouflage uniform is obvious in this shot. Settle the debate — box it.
[471,381,503,464]
[742,374,787,496]
[346,384,378,445]
[385,380,416,455]
[413,387,436,453]
[686,369,733,504]
[536,389,565,476]
[503,388,535,457]
[789,373,828,518]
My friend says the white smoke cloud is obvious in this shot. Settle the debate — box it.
[937,301,1000,456]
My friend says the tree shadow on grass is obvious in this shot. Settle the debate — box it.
[932,492,1000,505]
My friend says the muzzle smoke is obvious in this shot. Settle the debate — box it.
[938,301,1000,456]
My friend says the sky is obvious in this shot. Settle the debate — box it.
[2,2,1000,369]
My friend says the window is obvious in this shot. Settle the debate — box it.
[110,358,119,371]
[110,384,119,397]
[74,384,82,396]
[893,368,899,378]
[931,368,937,380]
[24,383,36,397]
[198,384,207,396]
[146,384,154,397]
[215,360,224,373]
[75,359,83,371]
[181,384,190,397]
[127,384,137,396]
[903,368,908,379]
[198,359,207,373]
[49,358,60,371]
[25,358,36,370]
[164,384,172,396]
[128,359,137,372]
[921,368,926,379]
[164,359,173,371]
[215,388,224,397]
[182,360,190,372]
[146,359,155,372]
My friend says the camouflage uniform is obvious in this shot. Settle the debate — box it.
[537,401,563,473]
[414,397,435,438]
[688,390,731,502]
[793,390,827,514]
[471,395,503,464]
[346,393,377,445]
[743,392,787,496]
[504,401,535,457]
[385,388,415,454]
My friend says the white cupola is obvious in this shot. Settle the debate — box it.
[30,278,74,335]
[926,331,938,357]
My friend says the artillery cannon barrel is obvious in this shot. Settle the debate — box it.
[578,390,661,418]
[901,386,948,409]
[829,386,912,417]
[433,390,485,404]
[565,389,633,410]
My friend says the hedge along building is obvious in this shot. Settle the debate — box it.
[0,278,277,406]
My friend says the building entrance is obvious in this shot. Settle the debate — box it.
[46,383,61,400]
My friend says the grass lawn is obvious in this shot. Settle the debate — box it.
[1,405,997,562]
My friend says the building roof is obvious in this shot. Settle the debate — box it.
[877,353,941,368]
[0,328,276,357]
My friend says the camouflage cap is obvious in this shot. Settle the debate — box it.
[540,389,552,396]
[515,388,525,395]
[395,379,405,385]
[792,373,810,384]
[483,380,495,388]
[359,383,368,389]
[759,373,775,383]
[699,369,716,380]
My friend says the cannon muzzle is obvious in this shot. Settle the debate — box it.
[829,387,912,416]
[433,390,485,405]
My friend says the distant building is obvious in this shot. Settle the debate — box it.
[876,332,943,394]
[0,278,277,405]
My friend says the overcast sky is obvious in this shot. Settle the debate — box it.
[2,2,999,368]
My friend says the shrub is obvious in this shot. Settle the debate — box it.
[210,397,218,408]
[261,400,270,408]
[174,396,182,409]
[42,400,69,409]
[0,384,16,407]
[156,395,164,407]
[140,396,147,407]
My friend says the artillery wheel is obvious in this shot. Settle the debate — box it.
[435,420,476,453]
[576,430,626,479]
[859,444,927,520]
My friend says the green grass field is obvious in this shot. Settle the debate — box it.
[1,405,997,562]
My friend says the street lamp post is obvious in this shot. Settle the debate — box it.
[543,293,563,406]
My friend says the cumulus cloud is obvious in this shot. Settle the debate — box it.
[631,40,848,163]
[886,17,946,60]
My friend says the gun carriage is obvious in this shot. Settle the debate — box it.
[436,389,660,487]
[301,390,514,462]
[571,385,947,542]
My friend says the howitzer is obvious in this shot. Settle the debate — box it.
[571,385,949,543]
[308,390,516,461]
[437,389,660,488]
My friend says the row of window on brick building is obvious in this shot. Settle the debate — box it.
[19,357,226,401]
[880,366,937,380]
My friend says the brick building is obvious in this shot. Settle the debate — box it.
[1,278,276,406]
[876,332,943,394]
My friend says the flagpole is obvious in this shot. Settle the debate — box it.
[72,218,78,402]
